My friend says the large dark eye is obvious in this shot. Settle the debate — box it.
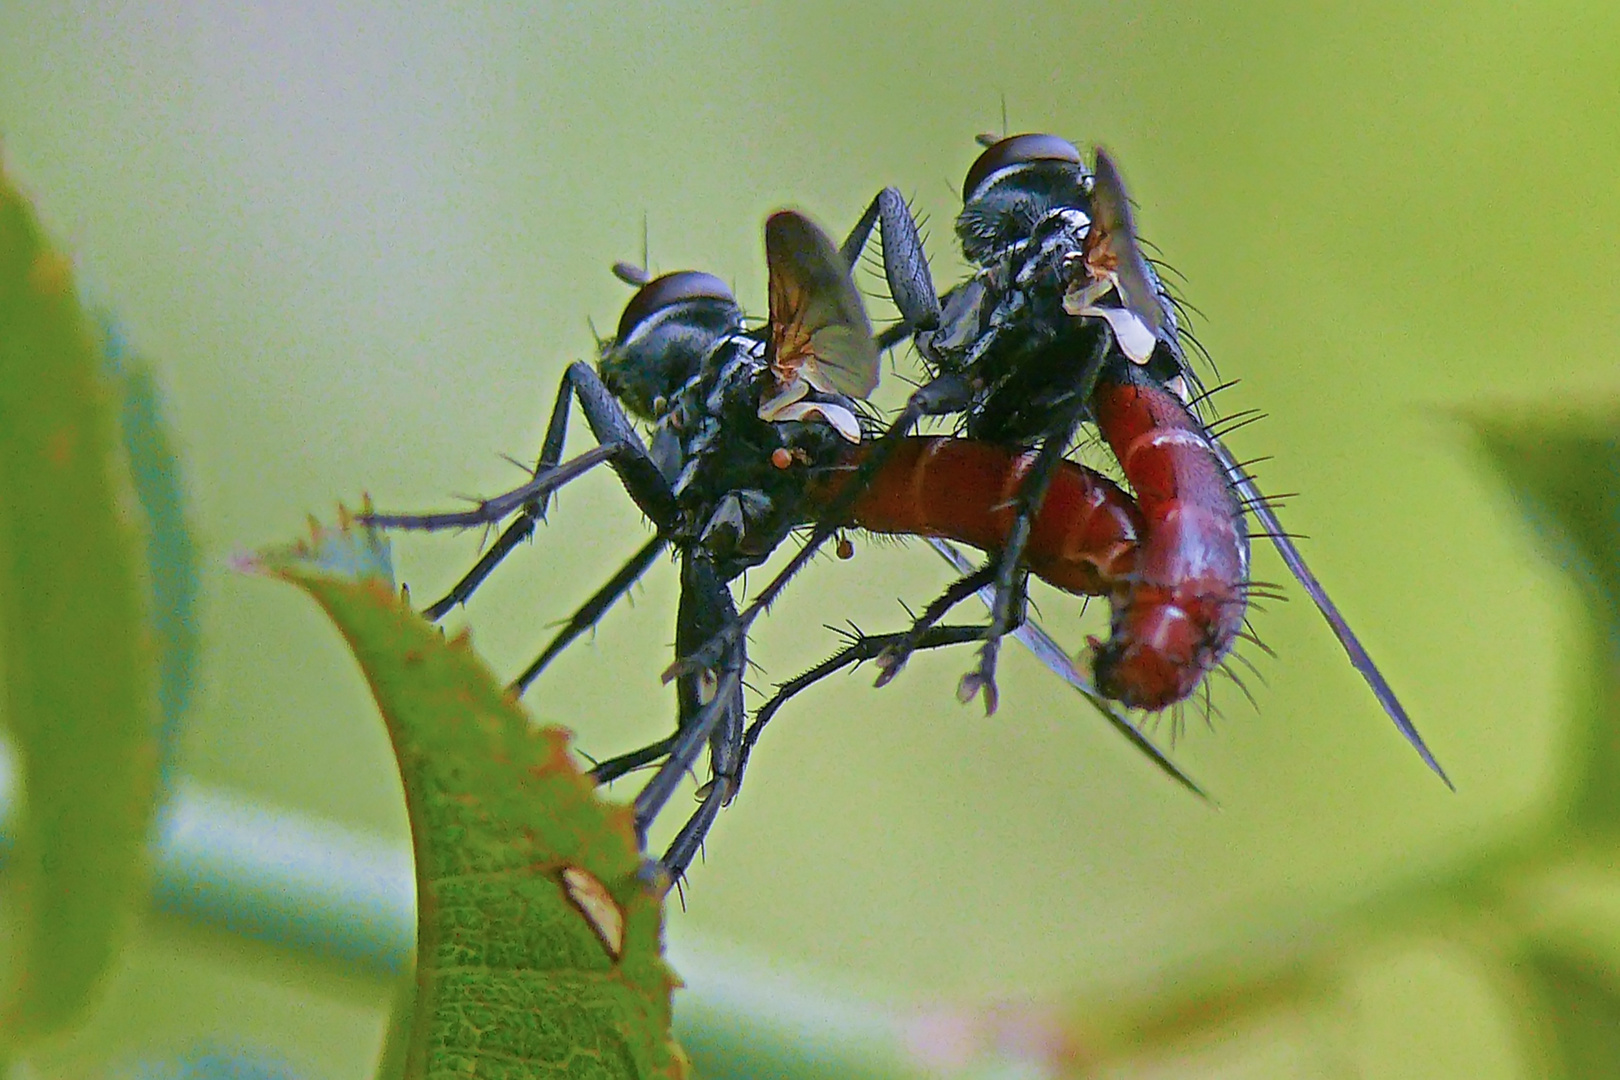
[616,271,735,342]
[961,133,1083,203]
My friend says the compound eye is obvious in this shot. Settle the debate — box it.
[615,271,735,341]
[961,133,1083,202]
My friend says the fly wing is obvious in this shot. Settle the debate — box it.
[765,210,881,399]
[1210,442,1453,787]
[927,538,1208,800]
[1088,148,1185,365]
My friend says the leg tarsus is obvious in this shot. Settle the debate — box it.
[655,778,729,886]
[590,733,678,785]
[874,565,998,686]
[424,510,538,619]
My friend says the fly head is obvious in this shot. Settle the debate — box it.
[598,269,742,422]
[956,133,1091,265]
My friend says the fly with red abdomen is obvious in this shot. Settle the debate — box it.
[732,134,1449,785]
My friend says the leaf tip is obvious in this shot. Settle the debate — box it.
[250,506,395,586]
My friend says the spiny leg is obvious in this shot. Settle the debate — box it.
[420,368,588,617]
[732,623,993,797]
[839,187,942,335]
[959,335,1112,712]
[366,442,620,531]
[872,563,999,686]
[369,360,678,597]
[657,776,728,886]
[634,645,745,889]
[925,538,1208,799]
[629,554,750,888]
[424,512,540,620]
[512,534,667,694]
[590,733,678,785]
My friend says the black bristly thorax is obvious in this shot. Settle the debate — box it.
[626,326,861,583]
[939,166,1111,444]
[931,154,1189,445]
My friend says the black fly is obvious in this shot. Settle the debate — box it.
[364,211,884,885]
[805,134,1447,783]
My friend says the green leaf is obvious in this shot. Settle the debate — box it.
[245,514,687,1080]
[0,160,160,1042]
[1470,414,1620,831]
[100,323,201,792]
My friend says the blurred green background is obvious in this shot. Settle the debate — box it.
[3,2,1617,1076]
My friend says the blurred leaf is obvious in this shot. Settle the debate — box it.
[1471,413,1620,831]
[1516,945,1620,1079]
[101,322,201,792]
[1471,414,1620,632]
[0,158,159,1042]
[245,514,686,1080]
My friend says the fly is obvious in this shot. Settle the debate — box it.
[836,134,1448,784]
[363,210,887,885]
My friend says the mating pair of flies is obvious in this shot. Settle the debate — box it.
[367,132,1450,887]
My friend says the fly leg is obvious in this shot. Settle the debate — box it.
[366,360,679,607]
[589,733,678,785]
[958,335,1113,713]
[740,602,1206,802]
[956,435,1066,713]
[511,535,667,694]
[731,622,990,797]
[871,564,1000,686]
[631,553,749,890]
[417,371,589,618]
[839,187,942,337]
[580,553,747,891]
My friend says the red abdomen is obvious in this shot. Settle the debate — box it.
[818,436,1142,596]
[1090,378,1248,710]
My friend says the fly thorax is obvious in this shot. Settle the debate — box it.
[1016,208,1091,293]
[702,338,767,418]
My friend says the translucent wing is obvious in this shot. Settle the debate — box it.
[1088,148,1447,784]
[1086,147,1174,345]
[764,209,880,400]
[1209,445,1454,787]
